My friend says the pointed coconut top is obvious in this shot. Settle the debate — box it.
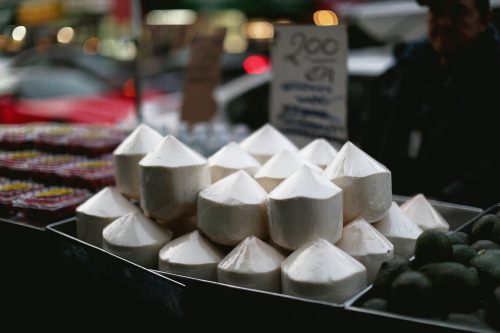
[208,141,261,170]
[323,141,390,179]
[139,134,207,168]
[283,238,366,282]
[400,193,450,232]
[199,170,268,204]
[76,186,140,217]
[373,201,423,239]
[254,149,323,179]
[218,235,286,273]
[113,123,164,155]
[103,211,173,247]
[336,217,394,256]
[299,138,338,169]
[269,165,342,200]
[159,230,225,264]
[239,123,298,157]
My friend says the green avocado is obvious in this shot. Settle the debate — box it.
[371,255,412,298]
[470,239,500,253]
[447,231,469,246]
[486,286,500,330]
[362,297,388,311]
[493,219,500,244]
[413,229,453,268]
[470,214,500,243]
[446,310,491,331]
[470,249,500,293]
[418,262,481,314]
[451,244,477,266]
[388,270,433,317]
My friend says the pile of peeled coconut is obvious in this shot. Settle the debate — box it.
[75,123,450,304]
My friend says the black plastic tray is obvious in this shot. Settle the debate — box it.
[344,203,500,333]
[46,218,186,322]
[41,200,485,330]
[46,219,349,329]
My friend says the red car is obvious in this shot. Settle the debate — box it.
[0,60,163,126]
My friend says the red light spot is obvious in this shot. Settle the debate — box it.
[123,78,136,97]
[243,55,271,74]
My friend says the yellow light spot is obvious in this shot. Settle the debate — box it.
[57,27,74,44]
[313,10,339,26]
[224,34,248,53]
[242,20,274,39]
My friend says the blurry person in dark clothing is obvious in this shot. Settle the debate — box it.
[359,0,500,209]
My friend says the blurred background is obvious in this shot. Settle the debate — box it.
[1,0,499,155]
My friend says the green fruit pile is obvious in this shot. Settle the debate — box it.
[361,211,500,332]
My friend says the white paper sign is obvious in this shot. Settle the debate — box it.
[270,24,348,149]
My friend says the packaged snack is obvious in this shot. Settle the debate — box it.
[24,154,87,185]
[13,186,92,223]
[66,130,125,157]
[0,124,38,151]
[0,150,45,179]
[0,180,45,217]
[57,157,115,191]
[34,125,83,154]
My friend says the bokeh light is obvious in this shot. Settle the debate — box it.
[224,34,248,53]
[313,10,339,26]
[83,37,100,55]
[243,55,272,74]
[12,26,27,41]
[57,27,74,44]
[242,20,274,39]
[146,9,197,25]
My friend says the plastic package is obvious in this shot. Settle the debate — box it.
[13,186,92,223]
[57,157,115,191]
[24,154,87,185]
[66,129,127,157]
[0,179,45,217]
[34,125,83,154]
[0,150,45,179]
[0,125,38,151]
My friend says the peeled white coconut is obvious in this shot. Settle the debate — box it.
[139,134,211,222]
[254,149,323,193]
[335,217,394,284]
[238,123,298,164]
[281,238,367,304]
[267,165,343,251]
[197,170,269,246]
[102,211,173,269]
[208,141,261,183]
[158,230,226,281]
[217,235,286,293]
[400,193,450,232]
[76,186,140,247]
[299,138,338,169]
[323,141,392,224]
[372,201,423,258]
[113,124,164,199]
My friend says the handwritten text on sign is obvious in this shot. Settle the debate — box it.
[181,28,226,124]
[270,25,348,149]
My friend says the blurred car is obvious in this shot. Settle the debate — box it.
[0,50,166,126]
[4,45,134,87]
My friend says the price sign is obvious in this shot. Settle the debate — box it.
[270,24,348,149]
[181,28,226,124]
